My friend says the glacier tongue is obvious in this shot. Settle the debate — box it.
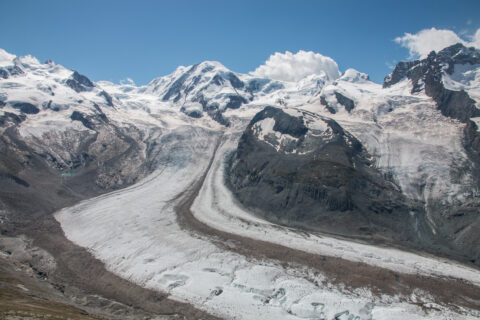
[55,126,480,320]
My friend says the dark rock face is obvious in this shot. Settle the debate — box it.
[211,74,224,86]
[227,72,244,89]
[250,106,308,138]
[0,66,24,80]
[70,111,93,129]
[0,112,26,126]
[465,120,480,156]
[72,71,94,87]
[12,102,40,114]
[384,44,480,89]
[180,105,203,118]
[0,68,8,79]
[384,43,480,123]
[186,110,203,118]
[334,92,355,112]
[65,79,84,93]
[225,95,247,110]
[99,90,114,107]
[429,84,479,122]
[66,71,94,93]
[320,96,336,114]
[227,106,428,244]
[210,110,230,127]
[6,66,24,77]
[70,108,108,130]
[438,43,480,72]
[383,60,414,89]
[319,93,355,114]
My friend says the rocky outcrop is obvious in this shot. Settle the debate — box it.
[225,95,248,110]
[334,92,355,112]
[98,90,114,107]
[320,96,336,114]
[66,71,94,93]
[384,43,480,123]
[11,102,39,114]
[227,72,244,89]
[0,112,26,126]
[227,106,428,244]
[0,65,25,79]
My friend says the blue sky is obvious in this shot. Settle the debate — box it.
[1,0,479,84]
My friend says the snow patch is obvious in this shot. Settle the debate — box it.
[443,63,480,105]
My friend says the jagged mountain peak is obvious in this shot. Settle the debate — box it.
[436,43,480,68]
[384,43,480,88]
[381,43,480,124]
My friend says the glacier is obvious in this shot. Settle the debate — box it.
[1,45,480,319]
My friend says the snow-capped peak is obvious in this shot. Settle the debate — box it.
[196,60,229,71]
[0,48,16,67]
[339,68,370,83]
[16,54,41,69]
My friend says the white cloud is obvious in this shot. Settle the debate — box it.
[395,27,480,59]
[251,50,341,82]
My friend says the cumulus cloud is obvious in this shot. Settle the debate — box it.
[251,50,341,82]
[395,27,480,58]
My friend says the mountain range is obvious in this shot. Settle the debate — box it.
[1,44,480,319]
